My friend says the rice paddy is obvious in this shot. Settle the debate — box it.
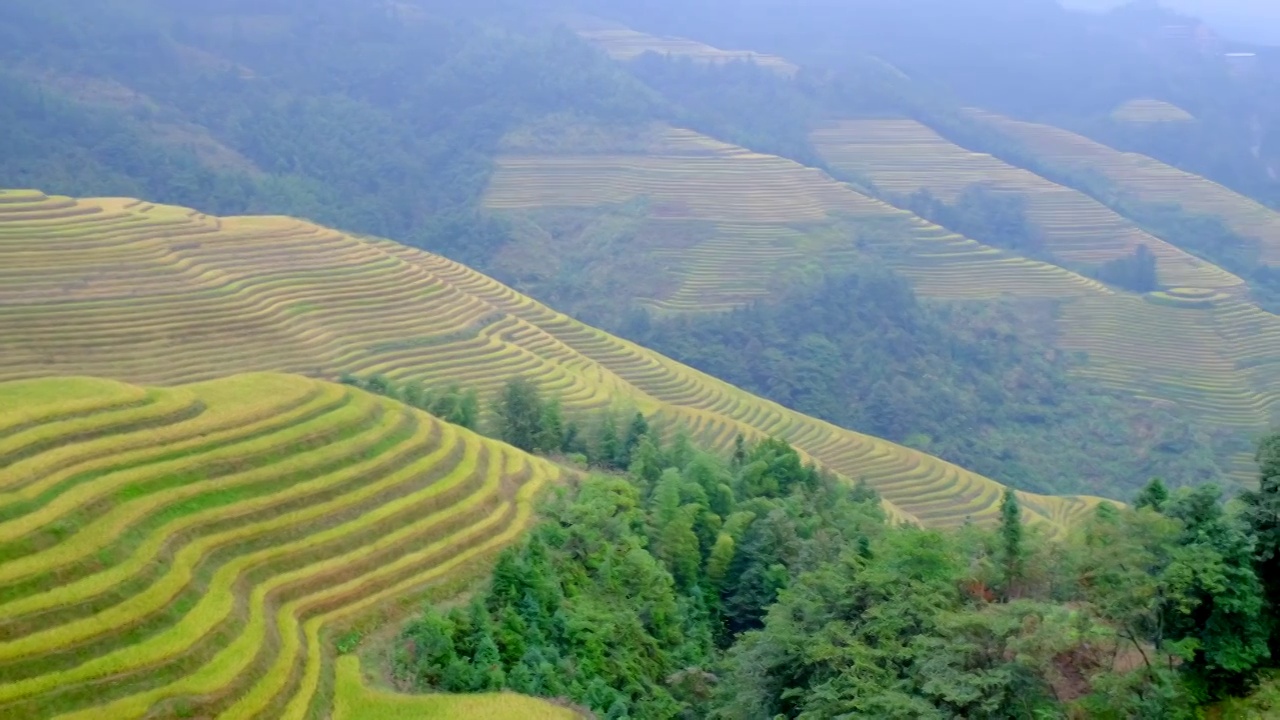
[575,26,798,76]
[1111,98,1196,123]
[332,656,580,720]
[811,119,1242,290]
[480,121,1280,454]
[486,124,1113,309]
[0,372,563,718]
[805,117,1280,457]
[968,109,1280,264]
[0,188,1095,532]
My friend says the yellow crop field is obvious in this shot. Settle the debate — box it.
[0,188,1099,531]
[968,110,1280,264]
[811,119,1241,290]
[0,373,563,719]
[1111,98,1196,123]
[486,125,1114,308]
[333,656,580,720]
[575,26,798,76]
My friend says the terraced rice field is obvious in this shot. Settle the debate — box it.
[0,188,1100,531]
[0,372,563,719]
[576,27,798,76]
[811,119,1241,290]
[969,110,1280,264]
[333,656,579,720]
[1111,98,1196,123]
[486,125,1115,307]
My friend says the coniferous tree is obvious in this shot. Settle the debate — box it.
[473,632,506,691]
[1242,433,1280,654]
[1135,477,1170,513]
[451,388,481,430]
[536,399,565,453]
[597,411,623,469]
[621,411,651,467]
[999,488,1023,599]
[495,377,543,453]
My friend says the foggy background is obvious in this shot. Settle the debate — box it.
[1063,0,1280,45]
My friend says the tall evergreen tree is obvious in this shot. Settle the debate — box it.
[1135,477,1170,513]
[999,488,1023,599]
[1242,433,1280,654]
[495,377,543,453]
[536,399,566,454]
[597,411,623,469]
[621,411,651,468]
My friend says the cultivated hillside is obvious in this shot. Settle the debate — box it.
[483,118,1280,453]
[487,123,1112,311]
[811,118,1241,290]
[0,372,563,719]
[0,189,1101,529]
[574,22,797,76]
[970,109,1280,264]
[811,118,1280,467]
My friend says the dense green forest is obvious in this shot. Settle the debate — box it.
[0,0,667,265]
[381,377,1280,719]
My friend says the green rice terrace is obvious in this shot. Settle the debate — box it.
[969,109,1280,264]
[485,123,1114,309]
[811,118,1242,290]
[0,372,565,718]
[0,189,1095,532]
[1110,98,1197,124]
[480,121,1280,454]
[807,118,1280,464]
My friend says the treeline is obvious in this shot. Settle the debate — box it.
[623,269,1225,499]
[385,373,1280,718]
[341,374,654,472]
[901,185,1051,261]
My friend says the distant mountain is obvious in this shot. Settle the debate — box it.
[1063,0,1280,45]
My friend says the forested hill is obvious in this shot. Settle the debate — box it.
[0,0,667,265]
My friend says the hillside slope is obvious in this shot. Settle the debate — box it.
[0,372,563,719]
[0,189,1101,529]
[482,119,1280,448]
[809,118,1280,455]
[811,118,1242,290]
[969,109,1280,264]
[487,123,1112,312]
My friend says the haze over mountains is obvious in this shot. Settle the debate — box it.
[1064,0,1280,44]
[9,0,1280,717]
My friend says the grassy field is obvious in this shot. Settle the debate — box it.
[0,372,563,719]
[0,188,1100,531]
[333,656,579,720]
